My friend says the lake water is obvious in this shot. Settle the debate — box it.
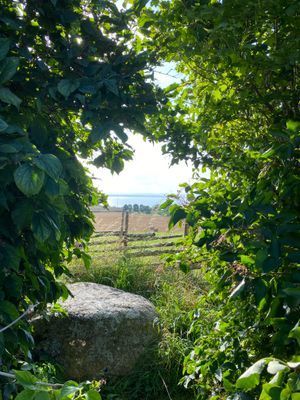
[108,193,166,208]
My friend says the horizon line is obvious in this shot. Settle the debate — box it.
[107,193,167,196]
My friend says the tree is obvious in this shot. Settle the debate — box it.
[0,0,162,396]
[138,0,300,398]
[133,203,139,212]
[143,205,151,214]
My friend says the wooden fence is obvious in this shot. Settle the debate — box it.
[90,210,187,259]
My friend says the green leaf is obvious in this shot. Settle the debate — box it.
[86,389,102,400]
[0,117,8,131]
[169,206,186,228]
[59,382,80,399]
[259,383,282,400]
[15,389,36,400]
[0,57,19,83]
[280,388,292,400]
[89,122,111,143]
[14,164,45,196]
[255,249,268,269]
[0,38,10,60]
[12,200,34,231]
[81,252,92,269]
[236,359,267,391]
[240,255,255,266]
[112,157,124,174]
[104,79,119,96]
[34,392,50,400]
[291,394,300,400]
[2,244,21,270]
[33,154,63,181]
[160,198,173,209]
[0,300,19,319]
[114,125,128,142]
[44,177,61,198]
[289,323,300,346]
[32,213,52,242]
[14,370,38,390]
[57,79,80,98]
[0,87,21,108]
[29,123,49,147]
[254,278,268,308]
[282,287,300,297]
[286,120,300,132]
[0,143,20,153]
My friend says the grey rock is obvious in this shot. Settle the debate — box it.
[33,282,157,380]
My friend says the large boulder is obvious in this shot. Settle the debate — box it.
[33,282,157,380]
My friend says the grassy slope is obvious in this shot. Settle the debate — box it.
[69,245,207,400]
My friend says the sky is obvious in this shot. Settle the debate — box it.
[87,63,193,195]
[88,134,193,194]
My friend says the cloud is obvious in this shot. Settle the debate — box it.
[88,134,193,194]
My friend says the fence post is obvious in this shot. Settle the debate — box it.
[120,209,125,238]
[123,211,129,247]
[184,220,189,236]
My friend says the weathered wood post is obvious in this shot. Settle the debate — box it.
[123,210,129,247]
[184,220,189,236]
[120,209,125,238]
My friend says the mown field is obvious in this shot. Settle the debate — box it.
[93,211,184,233]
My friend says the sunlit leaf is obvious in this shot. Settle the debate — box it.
[236,359,266,390]
[14,164,45,196]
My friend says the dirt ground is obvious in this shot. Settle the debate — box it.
[93,211,183,233]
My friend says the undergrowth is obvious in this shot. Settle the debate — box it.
[69,254,208,400]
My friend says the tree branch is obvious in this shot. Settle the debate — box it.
[0,371,63,389]
[0,303,39,334]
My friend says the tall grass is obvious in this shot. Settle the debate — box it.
[69,253,207,400]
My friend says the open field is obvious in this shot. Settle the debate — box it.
[93,211,184,233]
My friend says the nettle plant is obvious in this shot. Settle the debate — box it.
[0,0,161,398]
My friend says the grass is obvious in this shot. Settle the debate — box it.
[69,246,207,400]
[88,232,184,264]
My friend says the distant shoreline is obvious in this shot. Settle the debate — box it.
[106,193,166,208]
[107,193,166,197]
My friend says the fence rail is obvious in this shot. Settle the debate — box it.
[90,210,187,259]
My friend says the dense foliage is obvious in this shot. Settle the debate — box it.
[137,0,300,398]
[0,0,161,397]
[1,0,299,398]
